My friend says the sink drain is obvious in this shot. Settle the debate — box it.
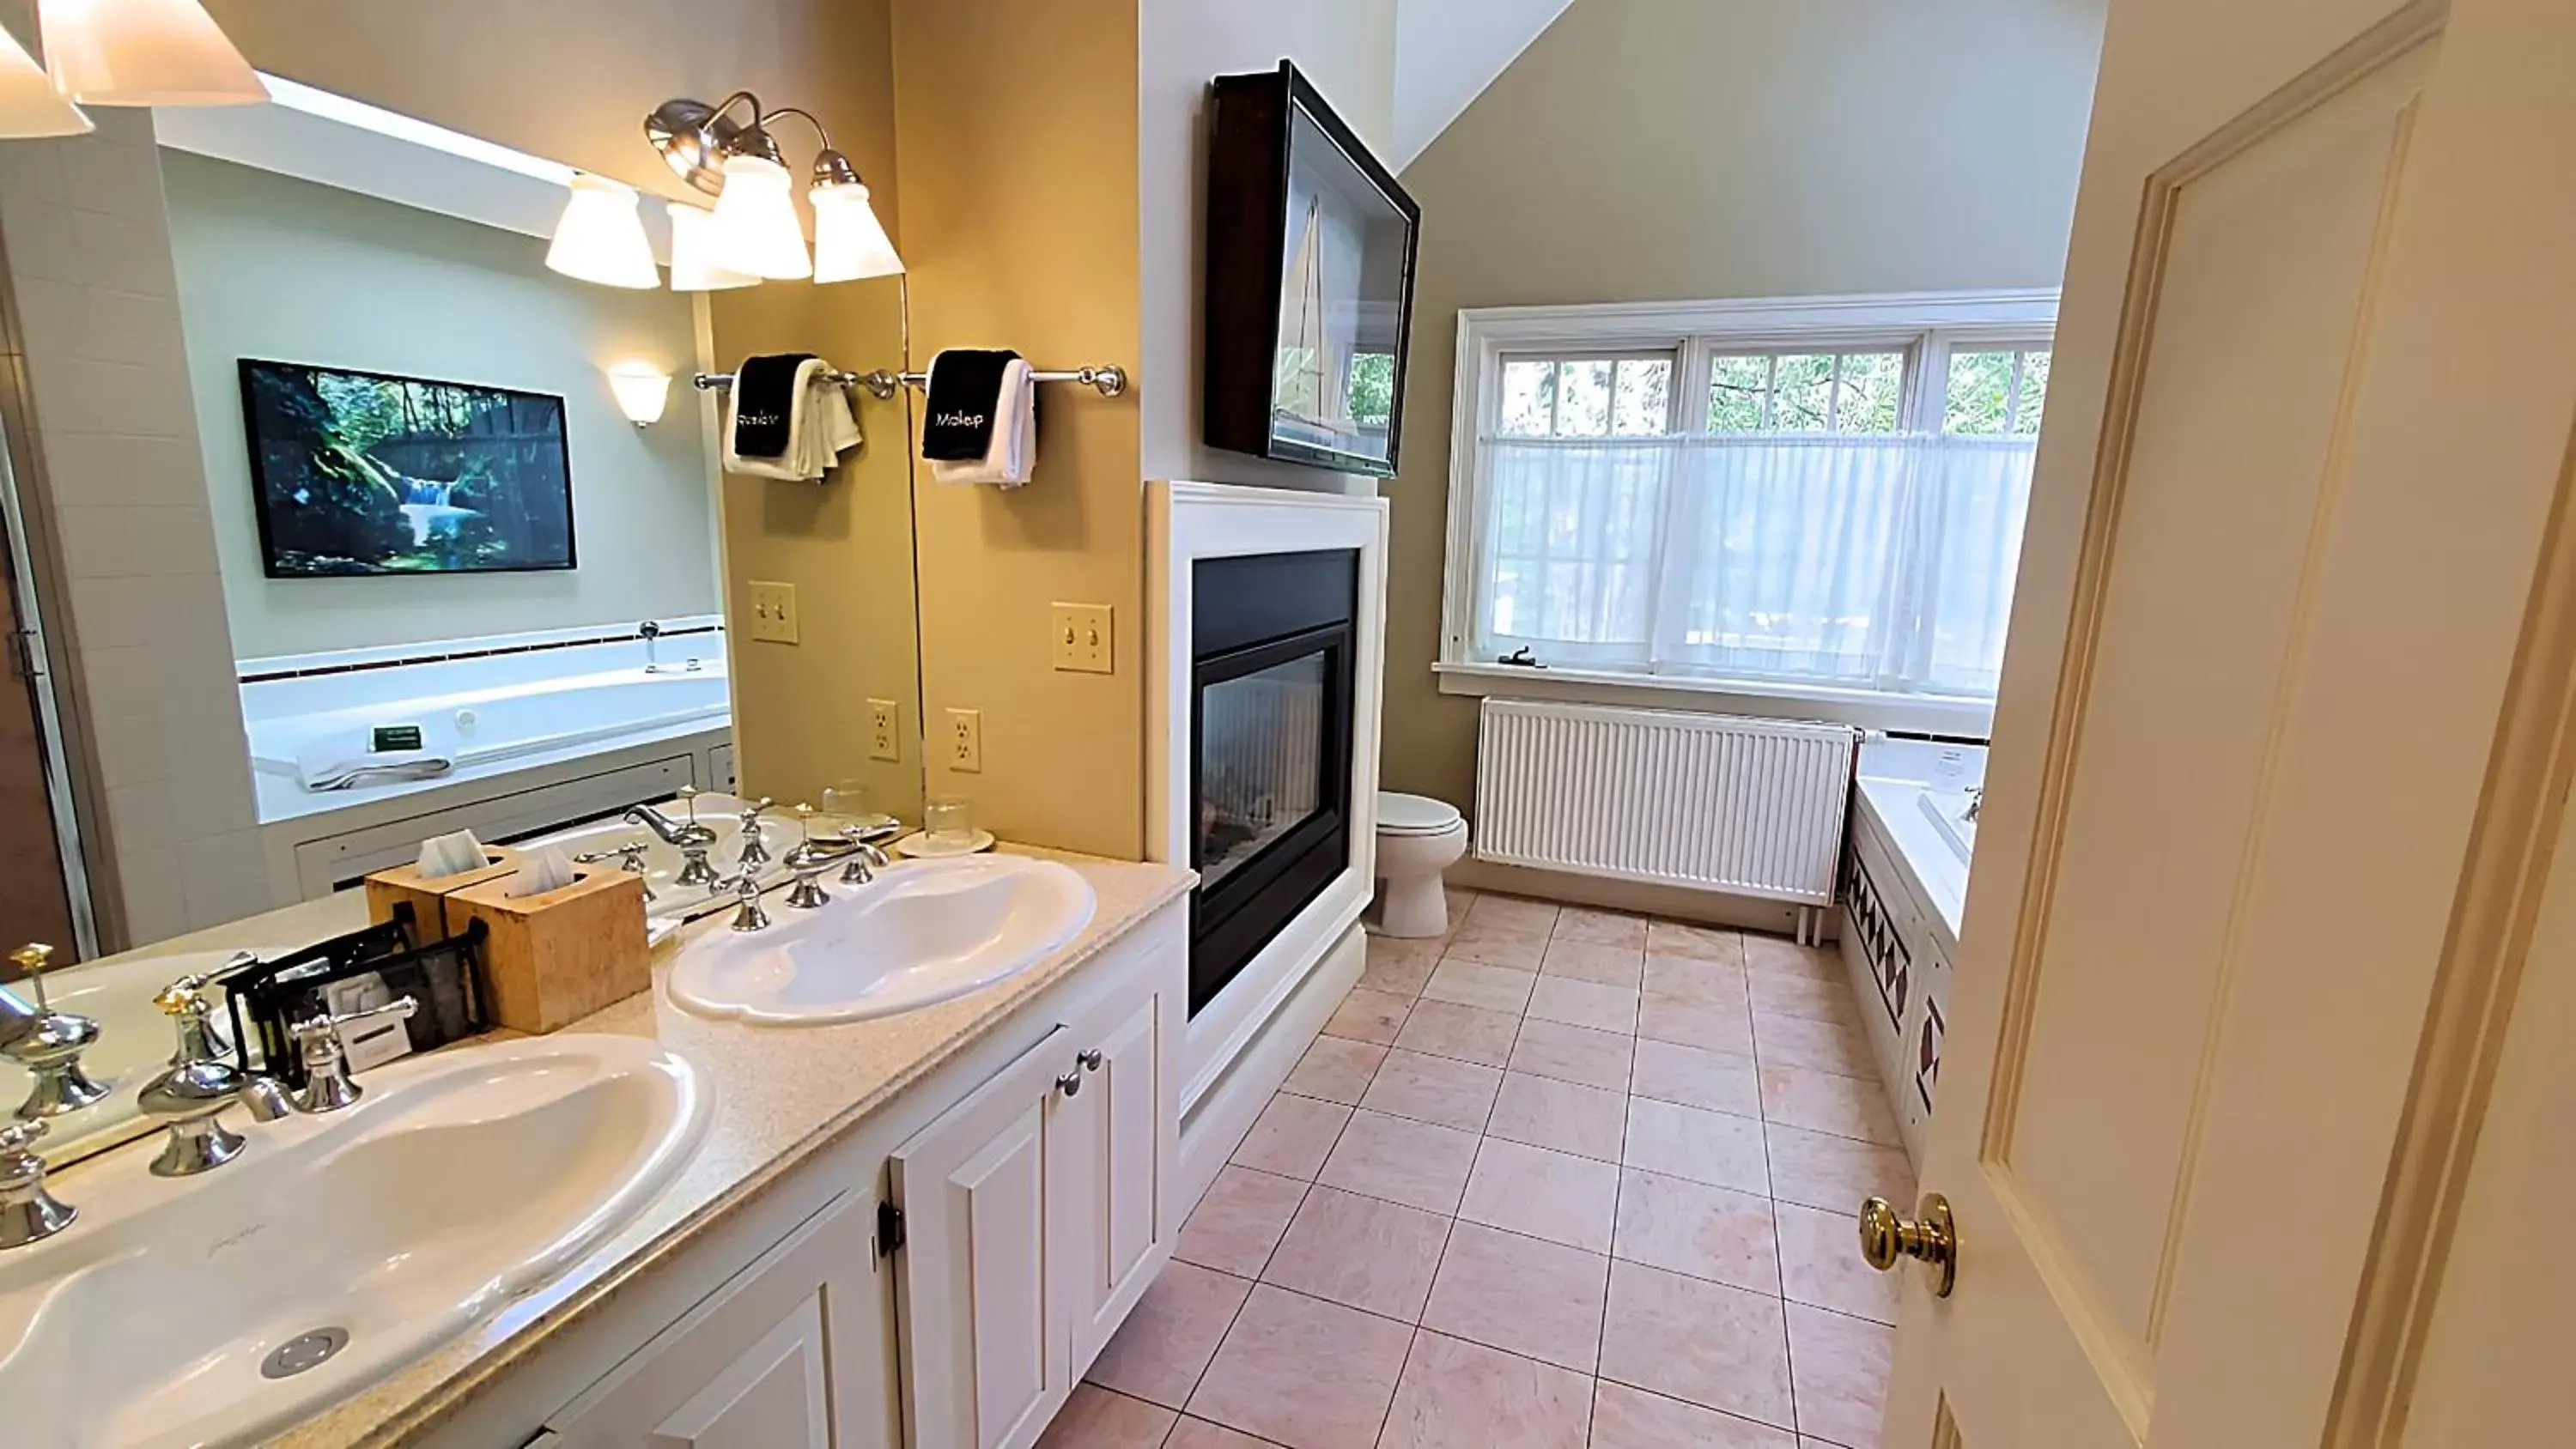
[261,1327,349,1379]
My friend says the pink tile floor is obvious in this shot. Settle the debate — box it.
[1043,891,1919,1449]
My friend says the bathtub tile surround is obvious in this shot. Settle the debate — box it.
[1061,894,1913,1449]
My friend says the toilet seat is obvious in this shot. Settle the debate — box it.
[1377,791,1462,837]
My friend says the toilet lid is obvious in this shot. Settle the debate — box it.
[1377,791,1462,835]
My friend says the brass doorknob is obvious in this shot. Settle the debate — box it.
[1859,1192,1958,1298]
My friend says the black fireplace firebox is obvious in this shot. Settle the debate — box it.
[1189,549,1360,1015]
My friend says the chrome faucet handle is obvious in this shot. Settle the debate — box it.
[2,944,110,1121]
[287,996,418,1113]
[574,840,658,901]
[734,797,775,869]
[0,1119,75,1249]
[839,838,891,887]
[675,843,719,889]
[785,863,831,911]
[726,873,771,933]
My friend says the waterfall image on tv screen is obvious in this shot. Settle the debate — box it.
[239,359,576,578]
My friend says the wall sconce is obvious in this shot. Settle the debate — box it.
[608,362,671,426]
[546,173,659,289]
[39,0,265,107]
[642,92,903,287]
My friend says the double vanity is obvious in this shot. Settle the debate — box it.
[0,809,1194,1449]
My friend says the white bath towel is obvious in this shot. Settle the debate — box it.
[928,357,1036,487]
[725,357,860,482]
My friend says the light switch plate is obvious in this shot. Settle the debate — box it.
[945,707,982,773]
[746,581,799,644]
[1051,603,1113,674]
[866,699,902,762]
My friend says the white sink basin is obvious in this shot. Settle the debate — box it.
[0,1034,707,1449]
[668,856,1097,1026]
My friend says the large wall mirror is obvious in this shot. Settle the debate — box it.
[0,70,926,1163]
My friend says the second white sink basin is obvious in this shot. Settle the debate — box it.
[0,1034,707,1449]
[668,855,1097,1026]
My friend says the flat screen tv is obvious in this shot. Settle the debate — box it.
[1204,61,1421,478]
[239,359,576,578]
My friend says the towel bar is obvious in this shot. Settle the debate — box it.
[690,364,1130,399]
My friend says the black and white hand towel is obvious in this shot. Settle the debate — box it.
[923,348,1036,486]
[725,353,860,482]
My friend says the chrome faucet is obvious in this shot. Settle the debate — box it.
[1962,785,1984,823]
[639,619,667,674]
[625,786,718,850]
[781,807,896,889]
[136,975,291,1177]
[0,943,111,1120]
[722,872,771,933]
[0,1119,74,1249]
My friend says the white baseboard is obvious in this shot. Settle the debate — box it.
[1175,921,1365,1217]
[1449,858,1838,942]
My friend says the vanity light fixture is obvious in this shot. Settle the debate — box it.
[645,91,902,286]
[607,362,671,426]
[546,173,659,289]
[38,0,265,108]
[667,201,755,292]
[0,25,89,136]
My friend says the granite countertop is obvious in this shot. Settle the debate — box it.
[52,848,1195,1449]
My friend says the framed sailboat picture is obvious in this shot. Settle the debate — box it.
[1205,60,1421,477]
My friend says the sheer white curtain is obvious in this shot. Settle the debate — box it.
[1476,433,2037,696]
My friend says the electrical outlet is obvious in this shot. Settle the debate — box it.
[866,698,902,762]
[1050,603,1114,674]
[745,581,799,644]
[945,707,982,773]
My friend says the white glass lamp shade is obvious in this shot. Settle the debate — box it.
[0,26,89,136]
[39,0,265,106]
[811,181,903,283]
[607,362,671,426]
[547,174,659,290]
[667,202,756,292]
[709,154,811,281]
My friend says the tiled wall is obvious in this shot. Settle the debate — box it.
[0,111,267,945]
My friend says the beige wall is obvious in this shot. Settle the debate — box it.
[163,153,721,661]
[1380,0,2106,814]
[1135,0,1397,493]
[894,0,1145,859]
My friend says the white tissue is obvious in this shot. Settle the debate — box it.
[504,845,580,900]
[416,830,489,879]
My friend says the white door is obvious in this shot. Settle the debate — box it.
[1880,0,2576,1444]
[893,1026,1077,1449]
[546,1192,889,1449]
[1062,988,1175,1375]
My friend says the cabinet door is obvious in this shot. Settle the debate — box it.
[1060,986,1173,1376]
[892,1026,1075,1449]
[544,1191,890,1449]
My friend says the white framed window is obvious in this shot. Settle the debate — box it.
[1438,289,2057,728]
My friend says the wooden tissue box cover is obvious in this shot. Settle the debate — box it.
[362,847,523,939]
[444,867,650,1033]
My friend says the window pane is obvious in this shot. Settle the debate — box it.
[1771,354,1833,431]
[1708,355,1769,433]
[1611,359,1671,435]
[1500,361,1555,435]
[2011,349,2051,436]
[1558,361,1613,435]
[1943,349,2016,436]
[1834,351,1905,433]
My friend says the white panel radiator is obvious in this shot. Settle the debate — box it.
[1474,700,1860,906]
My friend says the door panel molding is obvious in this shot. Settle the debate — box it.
[2321,421,2576,1447]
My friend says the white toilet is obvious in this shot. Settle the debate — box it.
[1373,791,1468,937]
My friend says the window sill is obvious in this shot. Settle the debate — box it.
[1432,661,1994,740]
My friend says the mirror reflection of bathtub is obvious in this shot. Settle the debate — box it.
[237,621,735,898]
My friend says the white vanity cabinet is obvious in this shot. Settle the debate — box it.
[537,1188,891,1448]
[892,949,1181,1449]
[457,900,1188,1449]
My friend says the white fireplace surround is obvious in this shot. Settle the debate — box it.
[1148,480,1388,1206]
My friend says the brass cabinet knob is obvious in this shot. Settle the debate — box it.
[1859,1192,1958,1298]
